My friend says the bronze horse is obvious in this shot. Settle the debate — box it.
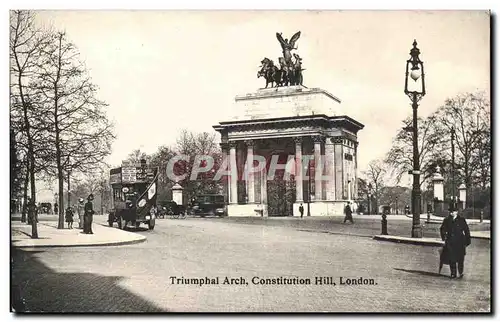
[257,58,283,88]
[257,55,304,88]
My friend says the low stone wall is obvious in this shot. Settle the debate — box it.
[293,201,347,216]
[227,204,266,217]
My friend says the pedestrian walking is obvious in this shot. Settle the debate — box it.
[299,203,304,218]
[343,202,354,224]
[439,203,471,279]
[65,207,74,229]
[54,202,58,216]
[83,194,95,234]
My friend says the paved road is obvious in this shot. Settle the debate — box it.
[11,216,491,312]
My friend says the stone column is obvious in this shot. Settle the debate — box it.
[245,140,255,203]
[261,164,267,204]
[347,174,352,201]
[229,141,238,204]
[332,137,344,200]
[354,141,359,200]
[294,137,304,202]
[220,143,229,204]
[313,136,323,201]
[324,137,336,200]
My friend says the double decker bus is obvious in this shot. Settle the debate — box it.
[108,160,159,230]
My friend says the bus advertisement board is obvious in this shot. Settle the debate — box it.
[122,167,137,183]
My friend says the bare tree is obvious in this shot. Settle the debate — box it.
[72,168,111,215]
[433,91,491,200]
[34,31,115,229]
[125,149,151,164]
[174,130,221,201]
[10,10,51,237]
[384,114,446,187]
[363,159,387,214]
[149,146,176,203]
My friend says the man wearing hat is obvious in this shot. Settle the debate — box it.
[343,201,354,224]
[83,194,95,234]
[440,202,471,279]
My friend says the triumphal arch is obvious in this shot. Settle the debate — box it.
[213,31,364,217]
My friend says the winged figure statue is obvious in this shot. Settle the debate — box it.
[276,31,301,66]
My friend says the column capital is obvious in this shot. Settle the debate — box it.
[228,141,238,149]
[244,139,255,147]
[312,135,325,143]
[331,136,343,144]
[293,137,303,145]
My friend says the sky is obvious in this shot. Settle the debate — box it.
[31,10,490,192]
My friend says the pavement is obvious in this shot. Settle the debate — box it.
[470,231,491,240]
[11,216,146,248]
[373,235,444,246]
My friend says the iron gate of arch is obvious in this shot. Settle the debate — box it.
[266,152,296,217]
[267,176,296,216]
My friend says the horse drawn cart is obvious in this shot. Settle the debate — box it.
[158,201,187,219]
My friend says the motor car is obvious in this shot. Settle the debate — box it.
[191,194,226,217]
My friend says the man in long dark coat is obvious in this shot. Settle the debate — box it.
[84,194,95,234]
[440,203,471,279]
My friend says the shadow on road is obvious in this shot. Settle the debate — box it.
[11,248,165,313]
[393,267,449,278]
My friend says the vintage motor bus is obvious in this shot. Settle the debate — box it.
[108,160,159,230]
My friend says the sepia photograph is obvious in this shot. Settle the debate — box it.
[9,8,491,313]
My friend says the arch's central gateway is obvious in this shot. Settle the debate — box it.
[213,85,364,217]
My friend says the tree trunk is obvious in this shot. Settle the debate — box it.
[67,171,71,208]
[21,160,29,223]
[29,153,38,238]
[19,87,38,237]
[55,34,65,229]
[101,187,104,216]
[57,173,64,229]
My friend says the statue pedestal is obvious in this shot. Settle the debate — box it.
[232,85,342,121]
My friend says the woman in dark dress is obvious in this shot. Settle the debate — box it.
[65,207,74,229]
[84,194,95,234]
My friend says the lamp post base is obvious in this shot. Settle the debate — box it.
[411,224,423,238]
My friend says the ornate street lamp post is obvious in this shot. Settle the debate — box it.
[404,39,426,238]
